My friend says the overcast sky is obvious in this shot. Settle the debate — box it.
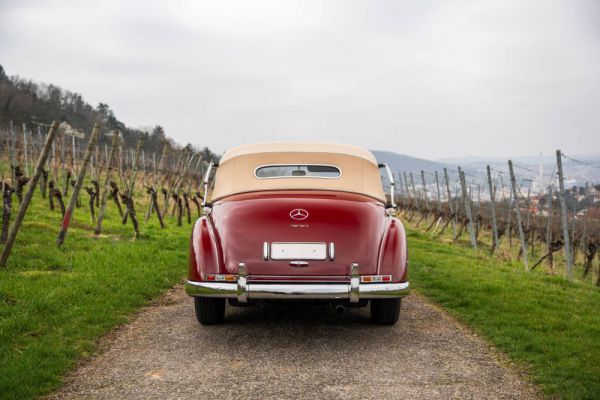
[1,0,599,159]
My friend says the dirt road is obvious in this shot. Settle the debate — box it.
[50,288,539,399]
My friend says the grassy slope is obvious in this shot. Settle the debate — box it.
[407,228,600,400]
[0,192,189,400]
[2,189,599,400]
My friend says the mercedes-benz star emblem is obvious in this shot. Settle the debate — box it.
[290,209,309,221]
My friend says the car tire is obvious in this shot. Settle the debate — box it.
[228,298,255,307]
[370,298,401,325]
[194,297,225,325]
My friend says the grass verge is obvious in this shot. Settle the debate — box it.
[407,228,600,399]
[0,193,189,400]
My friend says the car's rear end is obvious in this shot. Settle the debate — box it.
[185,142,409,325]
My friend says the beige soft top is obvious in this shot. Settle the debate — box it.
[211,142,386,202]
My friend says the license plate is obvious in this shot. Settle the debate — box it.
[270,242,327,260]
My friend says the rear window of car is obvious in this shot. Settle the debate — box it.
[255,165,341,179]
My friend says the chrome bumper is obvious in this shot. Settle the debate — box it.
[185,279,410,303]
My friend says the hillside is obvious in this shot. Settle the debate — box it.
[0,64,218,160]
[371,150,451,174]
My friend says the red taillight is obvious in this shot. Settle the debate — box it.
[360,275,392,283]
[204,274,237,282]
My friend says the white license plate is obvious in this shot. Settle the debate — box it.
[270,242,327,260]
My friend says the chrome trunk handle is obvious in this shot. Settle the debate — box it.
[289,261,309,267]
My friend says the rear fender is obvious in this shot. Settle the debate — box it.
[188,217,222,281]
[376,217,408,282]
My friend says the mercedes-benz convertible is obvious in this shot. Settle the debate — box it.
[185,142,409,325]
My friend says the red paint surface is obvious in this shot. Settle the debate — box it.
[188,190,408,282]
[62,209,72,231]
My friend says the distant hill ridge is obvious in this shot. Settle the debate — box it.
[370,150,451,175]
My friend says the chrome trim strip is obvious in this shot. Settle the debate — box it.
[247,275,350,282]
[237,263,248,303]
[328,242,335,260]
[185,280,409,300]
[379,162,396,208]
[349,263,359,303]
[359,282,410,298]
[248,283,349,299]
[263,242,270,260]
[185,280,237,297]
[202,161,214,207]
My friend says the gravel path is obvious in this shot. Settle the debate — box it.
[50,287,540,399]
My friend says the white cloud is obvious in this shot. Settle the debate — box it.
[1,0,599,158]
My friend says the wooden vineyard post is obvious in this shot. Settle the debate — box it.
[443,168,456,239]
[0,121,59,268]
[421,170,429,212]
[487,165,499,252]
[434,171,442,213]
[409,173,419,210]
[38,125,48,198]
[149,143,169,223]
[508,160,529,271]
[23,124,29,177]
[144,191,154,221]
[95,131,120,235]
[402,172,409,209]
[2,182,13,244]
[556,150,573,279]
[163,149,182,218]
[10,121,16,187]
[125,138,143,196]
[545,185,553,255]
[121,138,143,238]
[506,183,514,248]
[146,187,164,227]
[403,172,411,209]
[458,167,477,248]
[476,184,482,240]
[396,172,404,206]
[56,123,101,247]
[157,143,169,216]
[144,150,163,225]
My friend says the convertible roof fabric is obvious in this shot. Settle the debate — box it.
[219,142,379,166]
[211,142,386,203]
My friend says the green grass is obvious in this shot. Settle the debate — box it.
[3,190,599,400]
[407,227,600,399]
[0,191,189,400]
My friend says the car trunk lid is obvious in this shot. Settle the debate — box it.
[209,191,387,277]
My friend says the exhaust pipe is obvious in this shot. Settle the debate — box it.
[335,305,345,314]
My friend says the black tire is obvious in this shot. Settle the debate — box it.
[370,298,401,325]
[194,297,225,325]
[228,298,255,307]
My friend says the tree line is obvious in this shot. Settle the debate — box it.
[0,64,218,161]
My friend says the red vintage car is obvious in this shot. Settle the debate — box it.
[186,142,409,325]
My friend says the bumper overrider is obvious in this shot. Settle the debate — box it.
[186,263,409,303]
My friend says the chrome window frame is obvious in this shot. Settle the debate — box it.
[253,164,342,180]
[202,161,215,207]
[378,162,397,208]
